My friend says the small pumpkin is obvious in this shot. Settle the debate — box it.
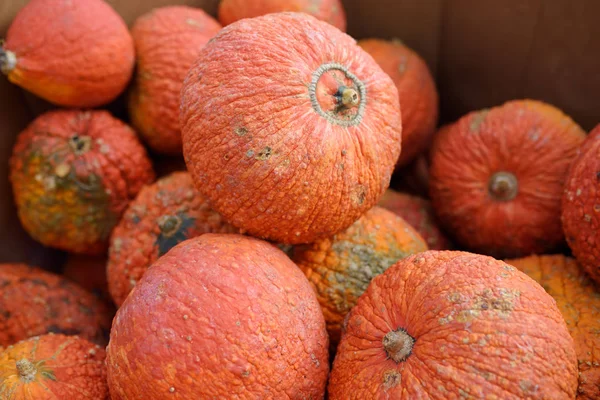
[181,12,402,244]
[107,234,329,399]
[9,109,155,255]
[62,254,111,303]
[107,171,238,306]
[506,254,600,399]
[0,263,111,347]
[329,251,578,399]
[0,0,134,107]
[0,333,107,399]
[429,99,586,258]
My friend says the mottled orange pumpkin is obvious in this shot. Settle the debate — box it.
[0,0,134,107]
[329,251,578,399]
[107,234,329,399]
[562,124,600,284]
[62,254,111,303]
[506,254,600,399]
[292,206,427,343]
[129,6,222,154]
[359,39,438,167]
[429,100,586,258]
[0,333,107,399]
[181,13,402,244]
[10,109,155,255]
[0,264,111,347]
[107,171,238,306]
[218,0,346,31]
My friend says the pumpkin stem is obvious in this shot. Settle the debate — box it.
[158,215,182,237]
[383,328,415,363]
[488,171,518,201]
[339,87,359,108]
[0,44,17,75]
[16,359,37,383]
[69,135,92,155]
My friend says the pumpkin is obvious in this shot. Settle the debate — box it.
[181,12,402,244]
[106,234,329,399]
[107,171,238,306]
[62,254,111,303]
[129,6,222,154]
[329,251,578,399]
[0,0,134,108]
[0,333,107,399]
[562,124,600,284]
[358,39,438,167]
[9,109,155,255]
[378,189,451,250]
[0,263,111,347]
[506,254,600,399]
[218,0,346,31]
[292,206,427,343]
[429,99,586,258]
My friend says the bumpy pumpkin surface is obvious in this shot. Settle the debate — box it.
[107,234,329,399]
[63,254,111,303]
[562,125,600,284]
[292,206,427,343]
[181,13,402,244]
[0,0,134,107]
[359,39,438,167]
[129,6,222,154]
[107,172,238,306]
[378,189,450,250]
[329,251,578,399]
[429,100,586,258]
[506,255,600,399]
[0,333,107,399]
[218,0,346,31]
[10,110,155,255]
[0,264,111,347]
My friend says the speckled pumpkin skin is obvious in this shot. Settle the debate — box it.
[562,125,600,284]
[181,13,402,244]
[9,110,155,255]
[0,264,111,347]
[292,206,427,343]
[0,333,107,400]
[106,234,329,399]
[63,254,111,303]
[429,100,586,258]
[329,251,578,399]
[129,6,222,154]
[0,0,134,108]
[378,189,450,250]
[506,255,600,400]
[218,0,346,31]
[359,39,438,167]
[107,172,238,306]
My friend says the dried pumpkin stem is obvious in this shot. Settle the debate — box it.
[69,135,92,155]
[383,328,415,363]
[16,359,37,383]
[488,171,518,201]
[158,215,182,237]
[0,45,17,74]
[340,87,359,108]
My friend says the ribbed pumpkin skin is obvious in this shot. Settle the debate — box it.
[129,6,222,154]
[9,110,155,255]
[181,13,402,244]
[0,264,111,347]
[0,0,134,107]
[329,251,578,399]
[429,100,586,258]
[0,334,107,400]
[107,172,238,306]
[506,255,600,400]
[562,125,600,284]
[107,234,329,399]
[218,0,346,31]
[359,39,438,167]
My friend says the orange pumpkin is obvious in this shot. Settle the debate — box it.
[0,0,134,107]
[181,13,402,244]
[329,251,578,399]
[107,234,329,399]
[0,333,107,399]
[62,254,111,303]
[429,100,586,258]
[506,254,600,399]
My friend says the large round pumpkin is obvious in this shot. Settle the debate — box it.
[329,251,578,399]
[0,0,134,107]
[106,234,329,399]
[429,99,585,258]
[181,12,402,244]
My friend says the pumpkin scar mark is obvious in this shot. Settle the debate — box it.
[469,110,489,132]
